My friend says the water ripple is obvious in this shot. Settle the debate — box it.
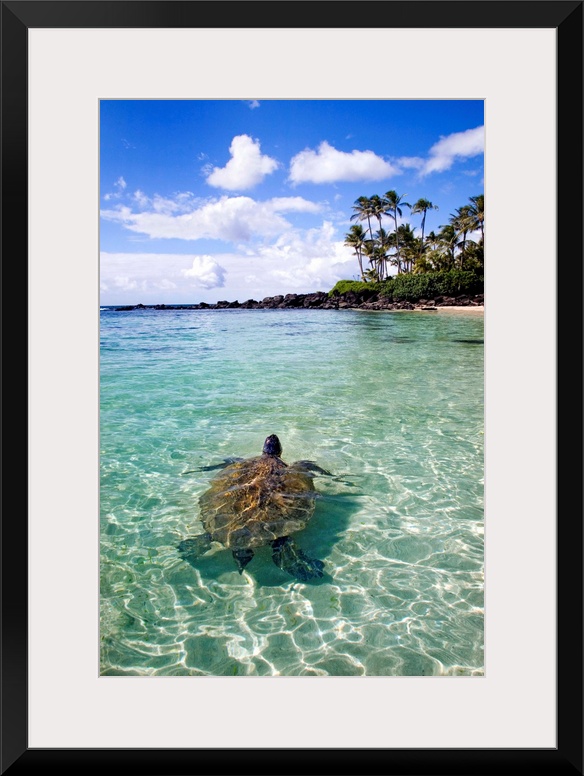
[100,309,484,676]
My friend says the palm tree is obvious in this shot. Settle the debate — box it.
[350,196,375,243]
[344,224,367,280]
[462,240,484,271]
[374,227,393,280]
[448,206,474,268]
[404,239,423,273]
[362,239,385,282]
[383,190,411,273]
[437,224,458,269]
[394,223,417,272]
[467,194,484,242]
[424,230,440,252]
[369,194,386,235]
[411,198,438,260]
[362,266,380,282]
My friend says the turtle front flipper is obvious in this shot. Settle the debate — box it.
[178,533,213,560]
[183,457,244,474]
[232,547,254,574]
[291,460,333,476]
[270,536,324,581]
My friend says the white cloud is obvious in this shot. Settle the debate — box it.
[133,190,150,208]
[289,141,398,184]
[249,221,356,289]
[205,134,278,190]
[397,156,425,170]
[100,219,359,305]
[422,125,484,175]
[100,252,229,304]
[113,275,137,291]
[131,190,197,213]
[267,197,321,214]
[101,194,322,242]
[154,279,178,290]
[269,255,355,290]
[248,100,260,109]
[103,176,128,200]
[181,255,226,289]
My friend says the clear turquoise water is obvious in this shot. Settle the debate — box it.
[100,308,484,676]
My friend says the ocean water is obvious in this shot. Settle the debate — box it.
[100,307,484,677]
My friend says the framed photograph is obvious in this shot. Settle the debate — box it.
[5,1,582,773]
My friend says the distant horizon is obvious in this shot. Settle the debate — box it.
[100,99,484,306]
[99,286,336,309]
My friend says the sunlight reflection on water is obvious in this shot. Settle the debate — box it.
[100,308,484,676]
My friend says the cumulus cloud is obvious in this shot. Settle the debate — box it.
[101,194,321,242]
[132,189,150,208]
[205,134,278,190]
[289,141,398,184]
[154,279,178,290]
[267,196,322,214]
[247,100,260,109]
[99,217,360,305]
[269,255,354,290]
[248,221,356,289]
[100,251,229,304]
[397,156,425,170]
[181,255,226,289]
[422,125,484,175]
[131,190,197,213]
[113,275,137,291]
[103,176,127,200]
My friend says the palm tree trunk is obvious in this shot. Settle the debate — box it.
[367,217,374,243]
[356,249,364,280]
[393,212,401,273]
[460,231,468,268]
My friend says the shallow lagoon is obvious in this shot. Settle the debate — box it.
[100,307,484,676]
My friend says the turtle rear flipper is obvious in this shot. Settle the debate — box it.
[178,533,213,560]
[232,547,255,574]
[271,536,324,581]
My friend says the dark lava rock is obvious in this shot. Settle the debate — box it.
[113,290,483,313]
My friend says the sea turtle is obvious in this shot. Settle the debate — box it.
[178,434,330,581]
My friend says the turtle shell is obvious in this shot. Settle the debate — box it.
[198,455,316,550]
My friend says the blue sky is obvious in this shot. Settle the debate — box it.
[100,99,484,305]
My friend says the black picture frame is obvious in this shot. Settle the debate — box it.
[2,1,582,774]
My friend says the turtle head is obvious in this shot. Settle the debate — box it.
[263,434,282,457]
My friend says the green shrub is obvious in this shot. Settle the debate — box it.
[379,270,483,301]
[330,271,483,302]
[328,280,387,297]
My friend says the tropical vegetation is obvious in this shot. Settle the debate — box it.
[344,192,484,282]
[329,269,483,302]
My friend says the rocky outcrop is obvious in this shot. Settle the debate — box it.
[113,292,484,312]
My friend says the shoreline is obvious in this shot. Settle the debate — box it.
[421,305,483,313]
[109,291,484,314]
